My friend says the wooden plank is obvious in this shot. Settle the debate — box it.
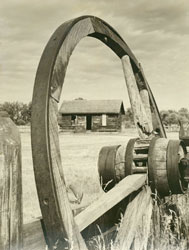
[121,55,152,138]
[140,89,153,132]
[138,64,166,138]
[23,219,46,250]
[114,186,152,250]
[132,167,147,173]
[0,112,23,250]
[22,205,89,250]
[21,176,146,249]
[133,153,148,161]
[75,174,146,232]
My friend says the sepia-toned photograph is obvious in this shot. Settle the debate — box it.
[0,1,189,249]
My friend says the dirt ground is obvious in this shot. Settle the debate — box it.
[21,129,178,224]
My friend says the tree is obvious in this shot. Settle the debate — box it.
[160,110,169,125]
[21,102,32,124]
[123,107,134,127]
[0,101,32,125]
[160,110,179,125]
[178,108,189,123]
[168,112,179,125]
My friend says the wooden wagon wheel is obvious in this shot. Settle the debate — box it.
[148,138,170,196]
[148,138,188,196]
[31,15,165,250]
[166,140,188,194]
[98,145,121,192]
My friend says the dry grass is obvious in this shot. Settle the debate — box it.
[84,193,189,250]
[21,128,188,249]
[21,128,138,223]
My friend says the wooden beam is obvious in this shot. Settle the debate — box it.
[0,112,23,250]
[114,186,152,250]
[138,64,166,138]
[22,175,145,248]
[121,55,152,138]
[22,204,88,250]
[140,89,153,132]
[75,174,146,232]
[23,219,46,250]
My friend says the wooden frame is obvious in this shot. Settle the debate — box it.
[31,15,165,249]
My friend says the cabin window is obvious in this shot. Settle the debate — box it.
[102,114,107,126]
[71,115,77,124]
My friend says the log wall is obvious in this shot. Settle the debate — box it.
[58,115,73,131]
[92,114,122,132]
[59,114,122,132]
[76,115,86,132]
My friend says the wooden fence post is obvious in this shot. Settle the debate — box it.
[0,111,23,250]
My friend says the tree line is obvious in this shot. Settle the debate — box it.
[0,102,32,125]
[123,108,189,128]
[0,101,189,126]
[160,108,189,126]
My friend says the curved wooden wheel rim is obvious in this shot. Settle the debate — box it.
[148,137,159,193]
[98,145,121,192]
[31,16,165,249]
[167,140,188,194]
[125,138,138,176]
[148,138,170,196]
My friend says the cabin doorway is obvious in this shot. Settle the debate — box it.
[86,115,92,130]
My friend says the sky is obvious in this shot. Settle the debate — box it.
[0,0,189,110]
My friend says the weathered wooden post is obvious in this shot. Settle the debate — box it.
[0,111,23,250]
[115,186,152,250]
[121,55,153,138]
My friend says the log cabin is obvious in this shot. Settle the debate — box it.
[58,99,125,132]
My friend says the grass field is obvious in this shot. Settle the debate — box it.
[21,129,178,224]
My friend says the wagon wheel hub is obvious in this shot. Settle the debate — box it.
[98,137,189,197]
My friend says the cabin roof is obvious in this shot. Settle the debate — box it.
[59,99,125,114]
